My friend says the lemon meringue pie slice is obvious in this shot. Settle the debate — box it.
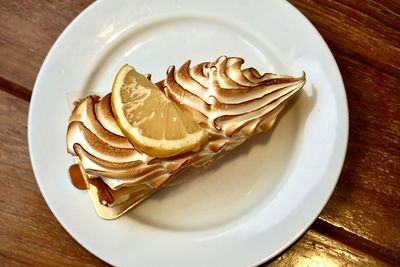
[67,56,306,219]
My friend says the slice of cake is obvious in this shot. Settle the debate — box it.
[67,56,306,219]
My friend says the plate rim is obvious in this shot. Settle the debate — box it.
[28,0,349,266]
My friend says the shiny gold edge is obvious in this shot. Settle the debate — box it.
[71,156,157,219]
[88,181,156,220]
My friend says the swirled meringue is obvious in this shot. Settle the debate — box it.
[67,56,306,219]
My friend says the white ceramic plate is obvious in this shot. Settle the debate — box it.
[28,0,348,266]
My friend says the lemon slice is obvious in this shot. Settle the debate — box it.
[111,64,208,158]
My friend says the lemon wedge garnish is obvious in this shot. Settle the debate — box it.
[111,64,208,158]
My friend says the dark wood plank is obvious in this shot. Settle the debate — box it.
[328,0,400,30]
[0,76,31,101]
[316,49,400,263]
[0,90,107,266]
[0,0,93,93]
[287,1,400,261]
[266,230,392,266]
[290,0,400,77]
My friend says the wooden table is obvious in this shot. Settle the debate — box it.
[1,1,399,266]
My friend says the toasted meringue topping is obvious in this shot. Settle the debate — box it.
[66,56,306,218]
[159,56,305,135]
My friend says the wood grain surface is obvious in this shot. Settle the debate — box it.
[267,229,392,266]
[319,52,400,263]
[0,0,93,97]
[0,0,399,266]
[0,90,107,266]
[290,0,400,77]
